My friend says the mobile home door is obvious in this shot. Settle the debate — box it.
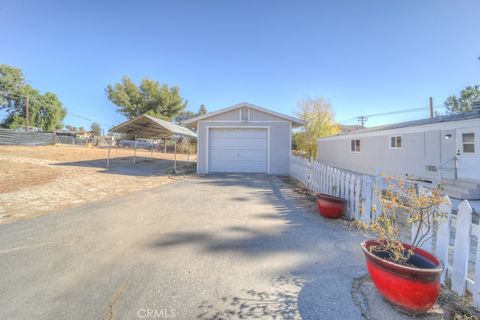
[456,127,480,181]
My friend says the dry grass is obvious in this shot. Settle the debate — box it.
[0,144,192,162]
[0,145,194,224]
[0,160,60,193]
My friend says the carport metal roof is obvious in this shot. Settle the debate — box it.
[109,114,197,139]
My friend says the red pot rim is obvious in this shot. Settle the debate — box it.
[361,240,444,276]
[317,193,347,203]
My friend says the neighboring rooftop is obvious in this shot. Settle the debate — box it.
[338,124,363,134]
[334,109,480,137]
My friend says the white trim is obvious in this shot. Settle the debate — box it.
[206,126,271,174]
[248,120,290,123]
[289,121,292,169]
[389,135,403,149]
[350,139,361,153]
[460,131,476,153]
[248,108,251,121]
[205,126,209,174]
[184,102,306,126]
[196,126,200,174]
[199,120,243,123]
[319,118,480,142]
[198,120,290,123]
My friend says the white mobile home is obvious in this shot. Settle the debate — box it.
[317,102,480,199]
[184,102,306,175]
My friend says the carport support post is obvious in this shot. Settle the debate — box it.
[173,136,177,173]
[133,136,137,164]
[150,139,154,160]
[106,139,111,168]
[187,138,190,163]
[164,138,167,153]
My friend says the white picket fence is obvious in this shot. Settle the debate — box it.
[290,155,480,307]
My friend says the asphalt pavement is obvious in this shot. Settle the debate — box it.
[0,174,367,320]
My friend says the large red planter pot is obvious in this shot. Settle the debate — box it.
[361,240,444,314]
[316,194,347,219]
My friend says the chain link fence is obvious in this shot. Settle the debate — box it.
[0,129,197,156]
[0,128,56,146]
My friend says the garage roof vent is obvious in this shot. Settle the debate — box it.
[241,107,249,121]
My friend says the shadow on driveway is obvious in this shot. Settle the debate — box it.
[197,276,306,320]
[148,174,366,319]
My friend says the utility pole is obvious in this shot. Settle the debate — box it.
[357,115,368,128]
[429,97,434,118]
[26,93,29,130]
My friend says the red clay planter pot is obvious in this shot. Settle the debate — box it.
[316,194,347,219]
[361,240,444,314]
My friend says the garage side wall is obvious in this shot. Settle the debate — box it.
[197,121,291,175]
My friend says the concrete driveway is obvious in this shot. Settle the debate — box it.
[0,174,367,320]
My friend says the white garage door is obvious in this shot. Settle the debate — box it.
[208,128,268,173]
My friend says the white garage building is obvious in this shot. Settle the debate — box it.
[184,102,306,175]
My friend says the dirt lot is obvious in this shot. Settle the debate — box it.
[0,145,194,224]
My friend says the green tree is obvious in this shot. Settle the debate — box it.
[105,76,187,120]
[175,110,196,124]
[291,131,302,151]
[0,64,66,131]
[294,97,340,158]
[91,122,102,136]
[197,104,207,116]
[30,91,66,130]
[0,64,24,109]
[2,85,66,131]
[444,85,480,114]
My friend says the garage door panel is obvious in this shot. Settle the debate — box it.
[210,129,265,139]
[210,137,266,150]
[209,149,267,161]
[208,128,268,173]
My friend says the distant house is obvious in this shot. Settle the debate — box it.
[74,131,92,138]
[317,101,480,199]
[338,124,363,134]
[184,102,306,175]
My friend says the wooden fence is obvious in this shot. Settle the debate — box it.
[290,155,480,306]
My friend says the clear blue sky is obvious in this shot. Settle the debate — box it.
[1,0,479,129]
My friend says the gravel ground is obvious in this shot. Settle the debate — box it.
[0,145,193,224]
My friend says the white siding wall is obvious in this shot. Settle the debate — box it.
[317,129,457,180]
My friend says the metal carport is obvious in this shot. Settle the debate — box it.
[109,114,197,172]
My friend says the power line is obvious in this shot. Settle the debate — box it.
[356,116,368,128]
[339,105,447,124]
[66,107,118,124]
[2,92,117,126]
[68,113,114,128]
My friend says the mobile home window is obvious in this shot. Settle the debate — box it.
[390,136,402,148]
[351,139,360,152]
[462,133,475,153]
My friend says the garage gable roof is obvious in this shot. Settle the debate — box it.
[183,102,307,127]
[110,114,197,139]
